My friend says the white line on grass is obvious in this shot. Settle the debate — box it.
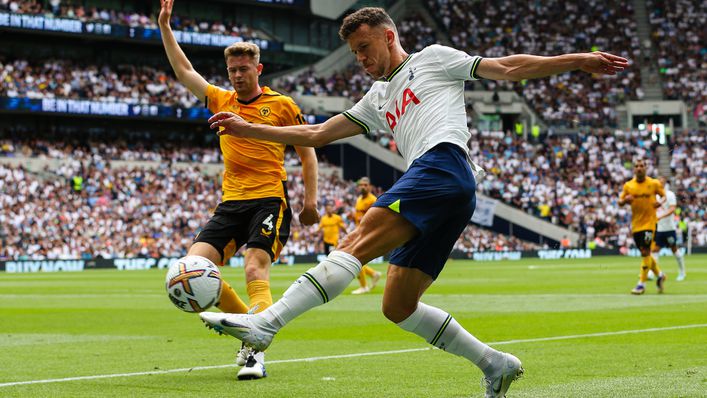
[487,323,707,345]
[1,323,705,388]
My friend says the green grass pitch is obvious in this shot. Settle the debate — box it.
[1,255,706,397]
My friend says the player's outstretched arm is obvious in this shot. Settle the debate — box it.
[158,0,208,102]
[476,52,629,82]
[295,145,320,225]
[208,113,364,147]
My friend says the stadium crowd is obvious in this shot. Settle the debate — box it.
[0,139,535,260]
[275,2,643,128]
[3,0,703,129]
[427,0,642,128]
[470,128,706,248]
[647,0,706,109]
[669,134,706,245]
[1,0,265,39]
[3,2,700,131]
[0,134,302,166]
[0,58,226,109]
[274,14,437,102]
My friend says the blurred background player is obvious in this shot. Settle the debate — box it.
[318,202,348,254]
[653,176,686,281]
[351,177,382,294]
[158,0,319,380]
[618,159,665,295]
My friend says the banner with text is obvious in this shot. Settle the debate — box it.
[470,196,497,226]
[2,248,704,272]
[0,12,282,51]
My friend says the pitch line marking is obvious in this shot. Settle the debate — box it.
[1,323,705,388]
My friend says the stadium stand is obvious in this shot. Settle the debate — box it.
[1,123,704,261]
[646,0,706,108]
[0,58,223,108]
[1,0,267,39]
[0,138,536,260]
[0,0,704,261]
[274,14,437,102]
[427,0,642,128]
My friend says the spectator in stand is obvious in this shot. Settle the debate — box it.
[1,0,265,40]
[274,14,440,103]
[0,137,545,259]
[428,0,642,128]
[0,58,228,109]
[647,0,706,109]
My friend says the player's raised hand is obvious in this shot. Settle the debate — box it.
[580,52,629,75]
[298,205,320,226]
[158,0,174,27]
[208,112,250,136]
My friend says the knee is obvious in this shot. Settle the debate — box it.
[382,301,417,324]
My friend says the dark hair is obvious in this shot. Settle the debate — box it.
[339,7,396,41]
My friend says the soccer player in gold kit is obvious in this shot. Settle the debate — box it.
[159,0,319,379]
[351,177,382,294]
[318,202,348,254]
[619,159,666,295]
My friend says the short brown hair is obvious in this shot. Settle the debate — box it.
[339,7,396,41]
[224,42,260,64]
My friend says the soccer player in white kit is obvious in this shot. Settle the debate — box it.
[654,177,686,281]
[201,8,629,397]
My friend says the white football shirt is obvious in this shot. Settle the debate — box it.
[656,189,677,232]
[343,44,484,174]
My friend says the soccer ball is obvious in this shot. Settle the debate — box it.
[165,255,222,313]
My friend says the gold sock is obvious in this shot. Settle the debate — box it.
[362,265,376,277]
[357,271,367,288]
[649,256,662,276]
[217,280,249,314]
[246,280,273,313]
[639,257,650,283]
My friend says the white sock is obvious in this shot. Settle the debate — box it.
[259,251,361,330]
[397,302,502,375]
[675,251,685,274]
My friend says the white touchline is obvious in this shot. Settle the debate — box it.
[1,323,705,388]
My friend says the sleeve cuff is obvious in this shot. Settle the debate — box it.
[342,112,370,134]
[470,57,483,80]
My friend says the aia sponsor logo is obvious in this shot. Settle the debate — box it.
[385,88,420,131]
